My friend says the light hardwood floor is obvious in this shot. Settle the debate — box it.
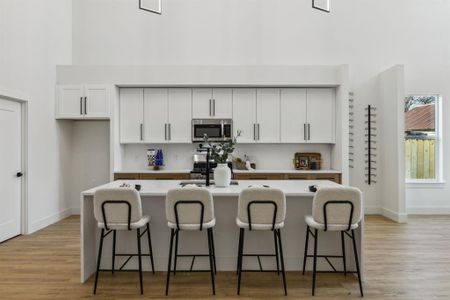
[0,215,449,299]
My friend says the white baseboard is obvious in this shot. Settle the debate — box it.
[382,207,408,223]
[407,205,450,215]
[71,207,81,215]
[28,208,72,234]
[365,206,382,215]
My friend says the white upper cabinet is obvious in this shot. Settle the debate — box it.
[120,88,192,144]
[120,88,144,143]
[144,88,168,143]
[280,88,307,143]
[306,88,335,143]
[193,88,232,119]
[56,85,110,119]
[256,89,280,143]
[233,88,257,143]
[280,88,335,143]
[167,88,192,143]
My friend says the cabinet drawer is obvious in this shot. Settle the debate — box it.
[284,174,310,180]
[114,173,140,180]
[234,173,284,180]
[140,173,190,180]
[310,173,341,184]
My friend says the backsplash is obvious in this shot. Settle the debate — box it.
[121,143,332,170]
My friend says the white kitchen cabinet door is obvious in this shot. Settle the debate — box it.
[256,88,280,143]
[192,88,212,119]
[212,88,232,119]
[232,88,257,143]
[84,85,110,118]
[120,88,144,143]
[144,88,168,143]
[280,88,307,143]
[56,85,84,118]
[167,88,192,143]
[307,88,335,143]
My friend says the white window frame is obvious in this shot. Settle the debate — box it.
[405,94,444,187]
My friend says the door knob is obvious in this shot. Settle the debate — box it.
[16,172,23,178]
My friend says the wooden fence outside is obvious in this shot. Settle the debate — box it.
[405,138,435,179]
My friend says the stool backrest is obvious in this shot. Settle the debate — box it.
[166,187,214,230]
[312,187,363,231]
[94,188,143,230]
[237,187,286,230]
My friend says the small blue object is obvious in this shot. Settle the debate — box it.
[155,149,164,166]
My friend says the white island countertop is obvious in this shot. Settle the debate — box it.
[114,169,341,174]
[82,179,341,197]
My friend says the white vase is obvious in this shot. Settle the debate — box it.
[214,163,231,187]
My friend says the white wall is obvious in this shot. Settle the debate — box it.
[121,143,332,171]
[0,0,73,232]
[69,121,110,212]
[71,0,450,213]
[379,66,407,222]
[406,65,450,214]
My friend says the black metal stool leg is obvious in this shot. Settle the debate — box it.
[146,223,155,274]
[274,230,280,275]
[173,229,179,275]
[302,226,310,275]
[341,231,347,276]
[165,229,175,296]
[312,229,318,296]
[93,229,105,295]
[236,229,243,275]
[207,228,216,295]
[276,229,288,296]
[210,228,217,275]
[136,228,144,295]
[112,230,116,275]
[237,228,245,295]
[351,230,364,297]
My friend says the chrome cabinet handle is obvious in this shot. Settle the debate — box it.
[140,123,143,141]
[308,123,311,141]
[84,97,87,115]
[253,123,256,141]
[164,124,167,140]
[168,123,171,140]
[209,99,212,116]
[80,97,83,115]
[304,123,307,141]
[258,123,260,141]
[213,99,216,117]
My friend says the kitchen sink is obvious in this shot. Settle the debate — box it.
[179,180,239,187]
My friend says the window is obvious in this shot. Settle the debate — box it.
[405,95,442,182]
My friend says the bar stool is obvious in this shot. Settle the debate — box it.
[165,186,216,295]
[236,187,287,296]
[302,186,363,297]
[93,188,155,295]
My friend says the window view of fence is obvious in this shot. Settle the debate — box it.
[405,95,438,180]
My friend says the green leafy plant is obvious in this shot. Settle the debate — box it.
[208,138,236,164]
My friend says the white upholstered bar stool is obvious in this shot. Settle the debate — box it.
[236,187,287,296]
[165,186,216,296]
[93,188,155,295]
[302,186,363,297]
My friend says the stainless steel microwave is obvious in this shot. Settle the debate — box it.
[192,119,233,142]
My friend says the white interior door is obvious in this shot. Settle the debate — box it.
[0,99,22,242]
[144,88,168,143]
[280,88,307,143]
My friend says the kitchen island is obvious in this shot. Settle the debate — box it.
[80,180,363,283]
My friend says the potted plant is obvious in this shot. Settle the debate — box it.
[210,138,236,187]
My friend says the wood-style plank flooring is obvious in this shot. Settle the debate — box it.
[0,215,449,299]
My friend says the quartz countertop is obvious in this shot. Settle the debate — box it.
[82,179,341,197]
[115,169,341,174]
